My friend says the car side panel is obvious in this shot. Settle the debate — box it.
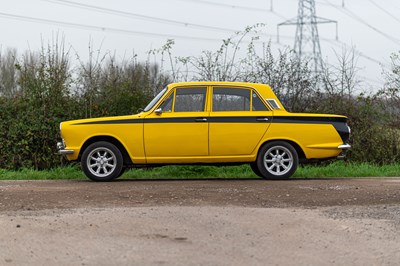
[62,122,146,164]
[261,123,344,159]
[143,112,209,160]
[209,112,272,156]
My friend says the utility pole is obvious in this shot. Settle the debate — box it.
[277,0,337,74]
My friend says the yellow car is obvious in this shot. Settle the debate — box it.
[57,82,351,181]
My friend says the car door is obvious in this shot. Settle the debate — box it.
[144,86,209,162]
[209,86,272,156]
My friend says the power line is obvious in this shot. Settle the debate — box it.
[0,11,230,42]
[43,0,240,33]
[324,38,387,67]
[44,0,290,34]
[276,0,386,69]
[341,7,400,46]
[276,34,388,69]
[0,10,291,46]
[387,1,400,11]
[322,0,400,46]
[43,0,299,45]
[367,0,400,25]
[175,0,287,20]
[0,2,388,76]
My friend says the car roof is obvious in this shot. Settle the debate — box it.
[167,81,270,88]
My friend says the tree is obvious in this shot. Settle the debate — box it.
[0,48,18,98]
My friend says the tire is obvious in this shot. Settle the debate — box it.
[117,167,126,178]
[81,141,123,182]
[256,141,298,180]
[250,162,264,178]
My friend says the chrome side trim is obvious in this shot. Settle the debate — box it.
[338,144,351,150]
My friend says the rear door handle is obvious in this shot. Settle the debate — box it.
[256,117,269,122]
[195,118,207,122]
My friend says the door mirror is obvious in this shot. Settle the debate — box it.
[154,108,163,115]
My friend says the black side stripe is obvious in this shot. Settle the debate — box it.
[209,117,272,123]
[74,119,143,125]
[73,116,346,125]
[273,116,347,123]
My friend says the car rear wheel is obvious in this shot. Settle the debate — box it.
[117,167,126,178]
[81,141,123,182]
[255,141,298,180]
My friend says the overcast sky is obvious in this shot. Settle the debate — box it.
[1,0,399,91]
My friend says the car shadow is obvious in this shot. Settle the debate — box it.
[111,177,352,182]
[114,177,263,182]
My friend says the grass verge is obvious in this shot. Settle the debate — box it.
[0,166,86,180]
[0,161,399,180]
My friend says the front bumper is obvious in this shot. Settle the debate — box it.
[57,142,74,155]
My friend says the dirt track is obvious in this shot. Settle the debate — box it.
[1,178,400,265]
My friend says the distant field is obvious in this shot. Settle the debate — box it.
[0,161,400,180]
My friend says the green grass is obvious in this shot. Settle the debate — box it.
[0,161,400,180]
[0,166,86,180]
[294,161,400,178]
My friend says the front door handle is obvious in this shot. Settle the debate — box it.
[195,118,207,122]
[256,117,269,122]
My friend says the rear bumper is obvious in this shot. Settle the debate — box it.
[338,144,351,150]
[337,143,351,159]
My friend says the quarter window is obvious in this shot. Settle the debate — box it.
[266,99,280,110]
[252,92,269,111]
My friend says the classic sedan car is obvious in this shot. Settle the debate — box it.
[57,81,351,181]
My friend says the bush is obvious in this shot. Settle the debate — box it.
[0,40,169,169]
[158,33,400,165]
[0,31,399,169]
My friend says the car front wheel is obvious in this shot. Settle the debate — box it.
[255,141,298,180]
[81,141,123,182]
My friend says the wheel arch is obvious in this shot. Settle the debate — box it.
[258,139,306,162]
[79,136,133,166]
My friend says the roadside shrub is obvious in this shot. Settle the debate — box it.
[154,33,400,165]
[0,30,399,169]
[0,40,168,169]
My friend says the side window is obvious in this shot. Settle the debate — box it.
[159,92,174,112]
[266,99,280,110]
[252,92,269,111]
[174,88,206,112]
[213,88,250,111]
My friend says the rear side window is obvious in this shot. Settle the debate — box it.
[212,87,268,112]
[252,92,269,111]
[213,88,250,111]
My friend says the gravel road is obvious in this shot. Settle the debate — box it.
[1,178,400,265]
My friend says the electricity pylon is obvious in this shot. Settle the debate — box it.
[277,0,337,74]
